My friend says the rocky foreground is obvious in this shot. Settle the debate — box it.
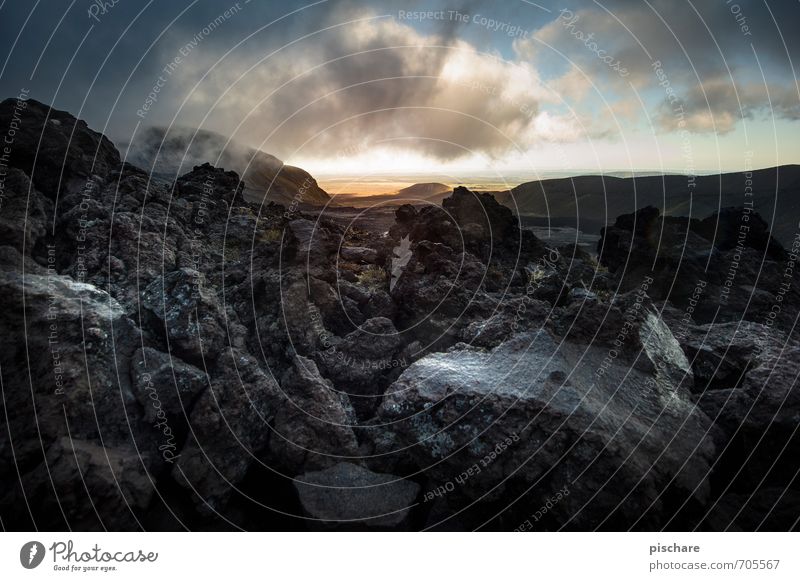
[1,98,799,531]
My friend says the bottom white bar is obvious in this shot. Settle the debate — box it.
[1,533,796,579]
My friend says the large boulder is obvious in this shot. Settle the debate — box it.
[293,462,420,529]
[269,356,359,474]
[0,98,121,197]
[377,322,716,530]
[598,206,799,328]
[130,347,209,424]
[141,268,227,364]
[174,347,280,513]
[0,168,53,253]
[0,266,144,450]
[0,256,159,529]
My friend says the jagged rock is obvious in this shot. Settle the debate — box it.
[442,186,518,241]
[377,327,716,529]
[141,268,227,364]
[458,300,550,349]
[0,266,144,449]
[173,162,243,219]
[174,347,280,513]
[598,207,717,296]
[391,186,543,263]
[598,206,799,328]
[677,321,772,392]
[130,347,208,423]
[390,240,493,337]
[0,260,160,529]
[0,98,121,197]
[2,437,154,530]
[695,207,787,261]
[314,317,413,417]
[0,168,52,252]
[293,462,420,529]
[269,356,359,474]
[307,275,359,334]
[696,336,800,491]
[3,95,799,532]
[287,219,336,266]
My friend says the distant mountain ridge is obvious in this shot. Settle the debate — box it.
[126,126,330,206]
[487,165,800,245]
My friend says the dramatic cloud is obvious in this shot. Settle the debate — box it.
[655,78,800,133]
[1,0,798,168]
[163,10,582,162]
[515,0,800,135]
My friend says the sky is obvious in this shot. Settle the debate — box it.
[1,0,799,181]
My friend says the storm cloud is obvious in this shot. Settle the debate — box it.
[1,0,798,165]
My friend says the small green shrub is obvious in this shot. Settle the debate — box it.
[357,266,388,289]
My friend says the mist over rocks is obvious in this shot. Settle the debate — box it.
[0,99,798,531]
[125,126,331,207]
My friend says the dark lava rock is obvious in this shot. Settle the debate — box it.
[141,268,227,364]
[269,356,359,475]
[0,168,53,252]
[0,264,144,448]
[0,98,121,197]
[4,437,154,531]
[695,206,787,261]
[3,96,799,532]
[314,317,415,417]
[377,323,715,530]
[130,347,209,423]
[293,462,420,529]
[173,162,243,214]
[598,206,800,328]
[287,218,337,266]
[340,245,378,264]
[174,347,280,514]
[0,254,159,529]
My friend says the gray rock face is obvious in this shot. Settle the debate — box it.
[0,98,121,197]
[293,462,420,528]
[141,268,227,364]
[288,219,334,265]
[378,326,716,529]
[130,347,209,423]
[0,267,142,448]
[314,317,413,417]
[0,258,159,529]
[0,168,52,252]
[174,347,280,514]
[6,437,155,531]
[269,356,359,474]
